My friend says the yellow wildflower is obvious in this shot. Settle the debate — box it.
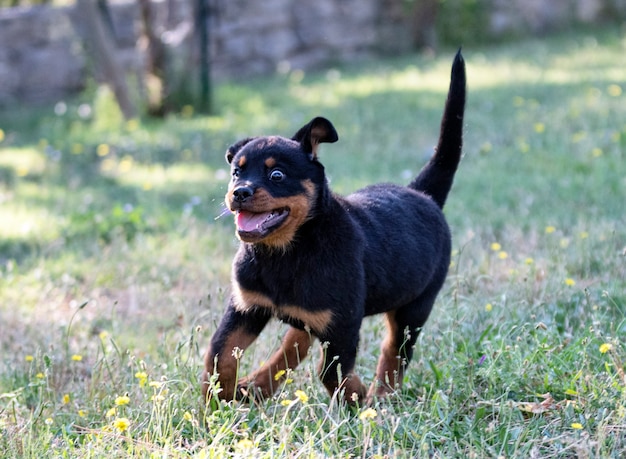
[25,355,34,362]
[105,408,116,418]
[235,439,254,451]
[545,226,556,234]
[135,371,148,387]
[183,411,193,422]
[274,370,286,381]
[62,394,70,404]
[571,422,583,430]
[485,303,493,312]
[564,278,576,287]
[359,408,378,420]
[599,343,613,354]
[71,354,83,362]
[294,390,309,403]
[113,417,130,433]
[114,395,130,406]
[490,242,501,251]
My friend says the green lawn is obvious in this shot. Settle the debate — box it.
[0,28,625,457]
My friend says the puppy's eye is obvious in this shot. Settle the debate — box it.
[269,169,285,182]
[232,168,241,178]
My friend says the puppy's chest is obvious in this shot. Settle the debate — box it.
[231,262,332,334]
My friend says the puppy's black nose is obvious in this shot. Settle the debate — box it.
[232,186,253,202]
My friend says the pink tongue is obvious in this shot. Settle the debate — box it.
[237,211,271,232]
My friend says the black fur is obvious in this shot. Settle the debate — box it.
[202,51,466,404]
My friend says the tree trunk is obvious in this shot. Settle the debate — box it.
[76,0,138,120]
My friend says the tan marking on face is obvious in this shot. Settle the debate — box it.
[264,157,276,168]
[258,179,317,249]
[237,155,247,168]
[225,179,317,249]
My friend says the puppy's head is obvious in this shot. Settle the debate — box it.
[225,117,338,249]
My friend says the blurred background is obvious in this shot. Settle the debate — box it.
[1,0,625,114]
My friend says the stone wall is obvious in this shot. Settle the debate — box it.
[0,0,623,107]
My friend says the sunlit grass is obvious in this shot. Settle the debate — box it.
[0,27,625,457]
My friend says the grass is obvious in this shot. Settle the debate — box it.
[1,27,625,457]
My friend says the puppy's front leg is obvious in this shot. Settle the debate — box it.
[238,326,313,399]
[318,329,367,404]
[202,302,271,402]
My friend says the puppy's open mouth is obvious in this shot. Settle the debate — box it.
[236,208,289,240]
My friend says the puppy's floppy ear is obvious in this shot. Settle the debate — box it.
[292,117,338,160]
[225,137,255,163]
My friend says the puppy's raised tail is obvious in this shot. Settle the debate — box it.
[409,49,466,209]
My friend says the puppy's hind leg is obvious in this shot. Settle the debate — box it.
[368,291,439,399]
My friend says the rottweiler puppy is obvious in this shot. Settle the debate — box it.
[202,51,466,404]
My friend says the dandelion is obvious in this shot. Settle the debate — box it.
[99,330,109,340]
[235,439,254,451]
[485,303,493,312]
[599,343,613,354]
[113,417,130,433]
[524,257,534,265]
[490,242,501,251]
[498,251,508,260]
[62,394,71,404]
[148,381,163,389]
[135,371,148,387]
[78,410,87,418]
[545,226,556,234]
[183,411,193,422]
[44,418,53,426]
[25,355,34,362]
[36,372,45,379]
[280,399,292,407]
[115,395,130,406]
[294,390,309,404]
[106,408,116,418]
[96,143,110,157]
[71,354,83,362]
[274,370,286,381]
[571,422,584,430]
[564,278,576,287]
[359,408,378,420]
[534,122,545,133]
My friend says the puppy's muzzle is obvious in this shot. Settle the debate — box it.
[232,186,254,203]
